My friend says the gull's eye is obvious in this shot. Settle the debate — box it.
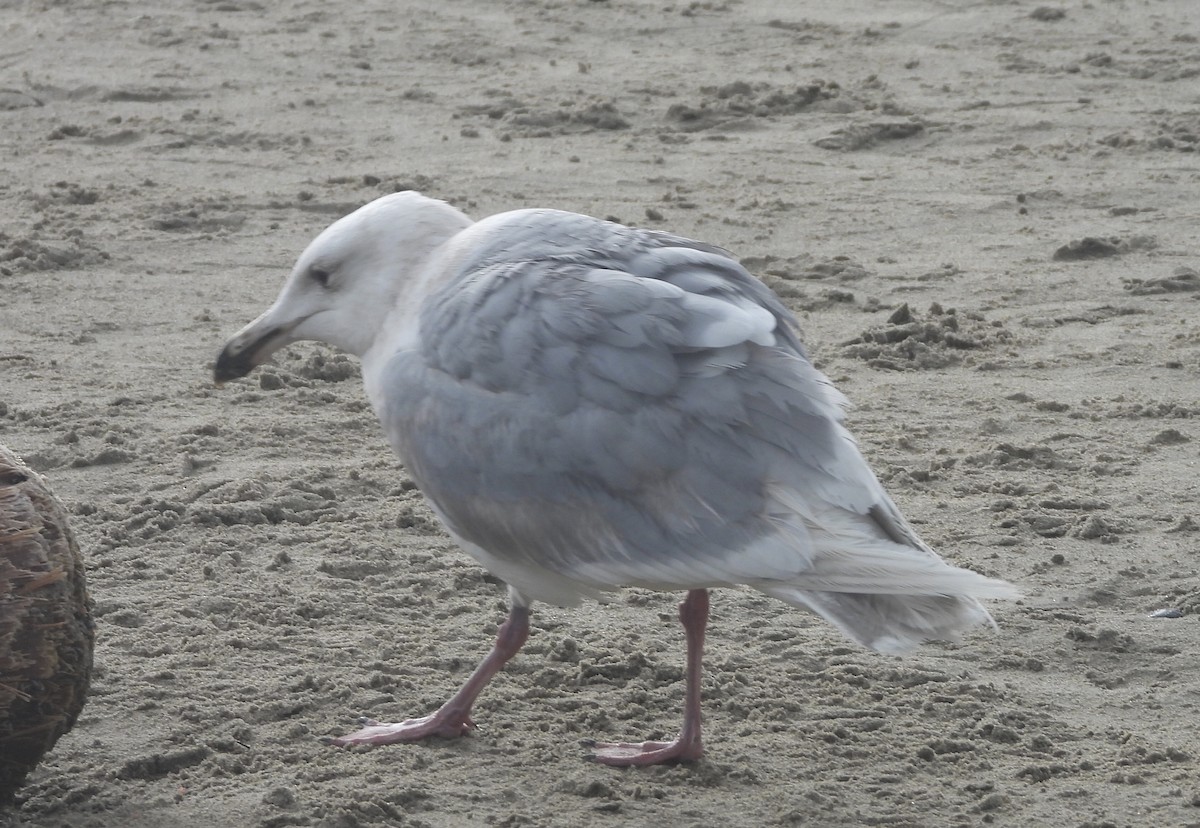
[309,265,332,288]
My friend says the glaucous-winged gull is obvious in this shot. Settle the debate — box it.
[214,192,1016,766]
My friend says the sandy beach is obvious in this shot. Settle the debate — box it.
[3,0,1200,825]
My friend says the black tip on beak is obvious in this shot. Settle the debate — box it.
[213,347,251,386]
[214,327,282,386]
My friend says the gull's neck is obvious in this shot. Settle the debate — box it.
[360,224,476,414]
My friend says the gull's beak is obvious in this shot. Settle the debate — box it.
[213,311,297,386]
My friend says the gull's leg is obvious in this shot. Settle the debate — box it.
[325,603,530,747]
[585,588,708,766]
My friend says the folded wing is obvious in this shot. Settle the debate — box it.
[379,210,1015,649]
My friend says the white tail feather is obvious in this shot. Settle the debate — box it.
[759,486,1019,653]
[758,585,998,654]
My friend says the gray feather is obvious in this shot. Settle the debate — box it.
[375,207,1014,650]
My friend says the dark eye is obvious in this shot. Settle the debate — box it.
[310,266,332,288]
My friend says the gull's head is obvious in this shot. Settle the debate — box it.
[214,191,472,385]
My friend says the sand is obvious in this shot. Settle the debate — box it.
[3,0,1200,825]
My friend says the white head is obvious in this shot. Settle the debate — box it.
[214,191,473,384]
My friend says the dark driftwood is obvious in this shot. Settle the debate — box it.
[0,445,94,807]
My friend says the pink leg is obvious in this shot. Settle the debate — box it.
[586,589,708,766]
[325,604,530,747]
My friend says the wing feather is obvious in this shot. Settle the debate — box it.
[376,209,1012,645]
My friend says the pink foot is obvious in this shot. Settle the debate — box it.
[583,736,704,767]
[323,712,474,747]
[324,605,531,749]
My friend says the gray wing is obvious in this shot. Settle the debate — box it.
[380,211,935,603]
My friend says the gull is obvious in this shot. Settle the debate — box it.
[214,192,1016,766]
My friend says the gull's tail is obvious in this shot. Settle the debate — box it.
[759,582,1013,655]
[758,488,1019,654]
